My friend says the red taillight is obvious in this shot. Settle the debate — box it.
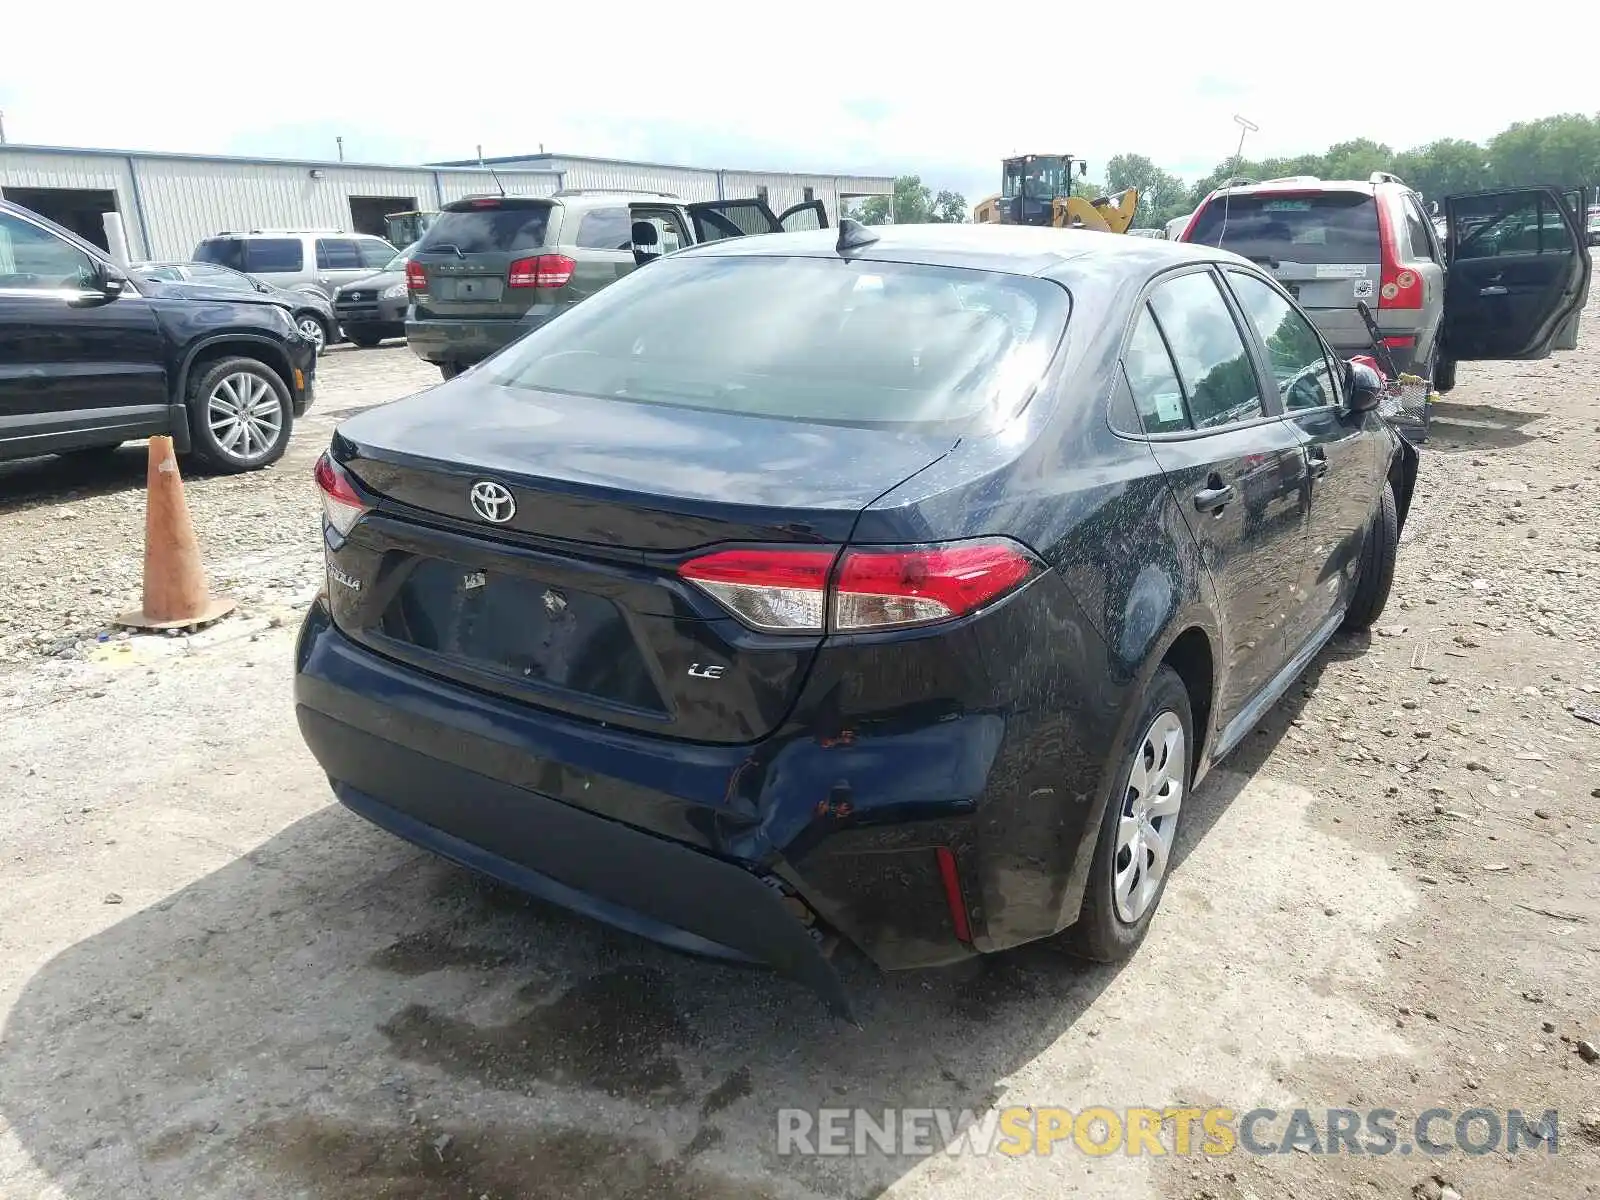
[469,197,502,207]
[1382,335,1415,350]
[314,451,368,536]
[507,254,575,289]
[677,538,1040,634]
[834,541,1038,630]
[1374,199,1423,310]
[405,260,427,293]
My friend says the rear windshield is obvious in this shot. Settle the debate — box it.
[1186,192,1379,265]
[420,203,551,254]
[484,256,1069,429]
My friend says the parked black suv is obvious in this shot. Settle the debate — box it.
[0,200,317,473]
[406,190,828,379]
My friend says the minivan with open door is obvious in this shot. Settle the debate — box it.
[1441,186,1591,368]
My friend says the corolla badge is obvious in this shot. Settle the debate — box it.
[469,481,515,524]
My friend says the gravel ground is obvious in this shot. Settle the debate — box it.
[0,325,1596,1200]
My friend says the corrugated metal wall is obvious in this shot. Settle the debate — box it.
[481,156,893,224]
[1,147,561,259]
[2,145,890,260]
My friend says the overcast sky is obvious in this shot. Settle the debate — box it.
[3,2,1594,204]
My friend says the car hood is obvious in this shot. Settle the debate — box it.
[338,269,404,294]
[141,279,293,311]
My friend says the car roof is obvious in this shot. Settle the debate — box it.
[681,223,1241,278]
[1207,177,1383,200]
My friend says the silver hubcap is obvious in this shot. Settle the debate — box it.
[1113,710,1185,924]
[298,316,325,350]
[207,372,283,462]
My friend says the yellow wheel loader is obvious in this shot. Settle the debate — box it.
[973,154,1140,233]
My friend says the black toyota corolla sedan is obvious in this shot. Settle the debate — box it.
[294,218,1585,1012]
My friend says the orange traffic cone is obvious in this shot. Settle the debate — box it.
[115,437,236,631]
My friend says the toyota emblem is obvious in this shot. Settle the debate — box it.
[469,480,516,524]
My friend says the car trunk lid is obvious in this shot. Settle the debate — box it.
[323,383,955,744]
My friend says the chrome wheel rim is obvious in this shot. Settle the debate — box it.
[1113,710,1185,924]
[207,371,283,463]
[298,315,326,351]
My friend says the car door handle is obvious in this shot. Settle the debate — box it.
[1192,481,1236,515]
[1479,284,1508,296]
[1306,449,1330,479]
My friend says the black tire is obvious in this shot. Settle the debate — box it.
[1342,481,1398,632]
[186,356,294,474]
[1433,358,1456,394]
[1066,664,1194,962]
[439,362,462,381]
[348,329,385,349]
[295,312,332,355]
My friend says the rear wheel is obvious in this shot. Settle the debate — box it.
[1342,482,1398,632]
[1433,358,1456,393]
[186,356,293,474]
[1067,665,1192,962]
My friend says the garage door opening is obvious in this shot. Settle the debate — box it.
[349,195,418,238]
[2,187,120,250]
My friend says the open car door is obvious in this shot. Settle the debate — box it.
[685,199,783,243]
[1443,186,1591,361]
[776,200,829,231]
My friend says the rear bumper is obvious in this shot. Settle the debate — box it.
[296,599,863,1009]
[300,706,853,1015]
[336,296,408,327]
[405,313,554,366]
[1309,309,1428,375]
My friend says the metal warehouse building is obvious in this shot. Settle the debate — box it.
[429,152,893,226]
[0,144,892,261]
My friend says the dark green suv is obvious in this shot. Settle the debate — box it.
[405,190,828,378]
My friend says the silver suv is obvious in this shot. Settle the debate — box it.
[1180,174,1590,393]
[192,230,398,302]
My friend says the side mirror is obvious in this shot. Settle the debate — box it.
[1345,359,1385,413]
[72,260,128,307]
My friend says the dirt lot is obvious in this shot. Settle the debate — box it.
[0,331,1596,1200]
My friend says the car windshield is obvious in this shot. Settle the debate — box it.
[420,204,550,253]
[1187,192,1381,265]
[483,255,1070,429]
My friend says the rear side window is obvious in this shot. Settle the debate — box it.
[194,238,245,270]
[243,239,304,273]
[316,239,362,269]
[1402,197,1438,263]
[1123,307,1190,434]
[1147,272,1264,428]
[421,204,551,253]
[575,208,631,250]
[484,256,1069,429]
[1186,193,1380,265]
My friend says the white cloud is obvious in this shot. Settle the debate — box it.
[4,0,1596,203]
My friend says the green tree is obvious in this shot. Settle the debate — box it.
[857,175,969,224]
[1106,152,1192,228]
